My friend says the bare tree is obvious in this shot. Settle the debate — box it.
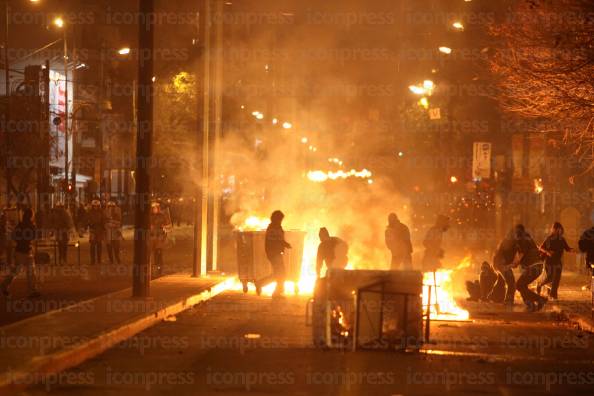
[489,0,594,176]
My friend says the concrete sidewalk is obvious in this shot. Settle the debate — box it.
[0,274,233,393]
[548,271,594,333]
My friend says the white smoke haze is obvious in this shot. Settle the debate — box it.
[219,125,412,273]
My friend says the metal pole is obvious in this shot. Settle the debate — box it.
[199,0,212,276]
[211,0,223,271]
[70,41,77,206]
[4,0,10,205]
[63,29,69,206]
[132,0,155,298]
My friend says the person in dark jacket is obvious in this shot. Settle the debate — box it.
[264,210,291,297]
[316,227,348,277]
[422,215,450,272]
[578,226,594,274]
[536,222,573,299]
[1,208,40,298]
[385,213,413,270]
[52,203,74,265]
[493,225,522,306]
[105,200,123,265]
[87,200,106,265]
[150,202,172,276]
[514,225,547,311]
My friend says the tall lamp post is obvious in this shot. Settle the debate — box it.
[51,16,71,204]
[133,0,155,298]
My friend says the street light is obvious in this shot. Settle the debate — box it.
[51,16,72,204]
[439,46,453,54]
[452,22,464,31]
[118,47,131,55]
[409,85,426,95]
[53,16,65,28]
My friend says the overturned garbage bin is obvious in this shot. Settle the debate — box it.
[310,269,423,351]
[236,230,305,295]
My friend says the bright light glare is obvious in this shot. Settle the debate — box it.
[282,122,292,129]
[118,47,131,55]
[53,17,65,28]
[452,22,464,30]
[439,46,453,54]
[409,85,426,95]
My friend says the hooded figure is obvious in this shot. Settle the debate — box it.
[422,215,450,272]
[316,227,349,277]
[385,213,413,270]
[264,210,291,296]
[508,224,547,312]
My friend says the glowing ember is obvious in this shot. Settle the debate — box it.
[422,257,471,321]
[307,169,372,183]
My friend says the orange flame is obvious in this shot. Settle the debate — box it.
[422,256,471,321]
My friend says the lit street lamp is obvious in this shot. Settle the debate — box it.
[439,46,453,54]
[452,22,464,31]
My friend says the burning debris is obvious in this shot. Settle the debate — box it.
[422,257,472,321]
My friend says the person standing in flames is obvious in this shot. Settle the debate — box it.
[265,210,292,297]
[422,215,450,272]
[316,227,349,278]
[385,213,413,270]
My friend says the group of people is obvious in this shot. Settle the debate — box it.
[263,209,594,310]
[0,199,172,298]
[463,221,594,312]
[262,210,450,297]
[490,222,577,312]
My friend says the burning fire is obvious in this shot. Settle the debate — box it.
[422,257,471,321]
[234,215,270,231]
[307,169,372,183]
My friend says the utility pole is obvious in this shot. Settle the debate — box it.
[133,0,155,298]
[211,0,224,271]
[4,0,10,205]
[194,0,211,277]
[63,27,69,206]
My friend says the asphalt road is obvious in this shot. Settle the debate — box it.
[26,291,594,395]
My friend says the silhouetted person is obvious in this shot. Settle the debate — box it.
[514,225,547,311]
[466,261,504,302]
[316,227,348,277]
[150,202,172,276]
[264,210,291,297]
[385,213,412,270]
[105,200,123,265]
[52,203,74,265]
[579,226,594,275]
[1,208,40,298]
[422,215,450,272]
[87,200,106,265]
[536,222,573,300]
[493,226,521,306]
